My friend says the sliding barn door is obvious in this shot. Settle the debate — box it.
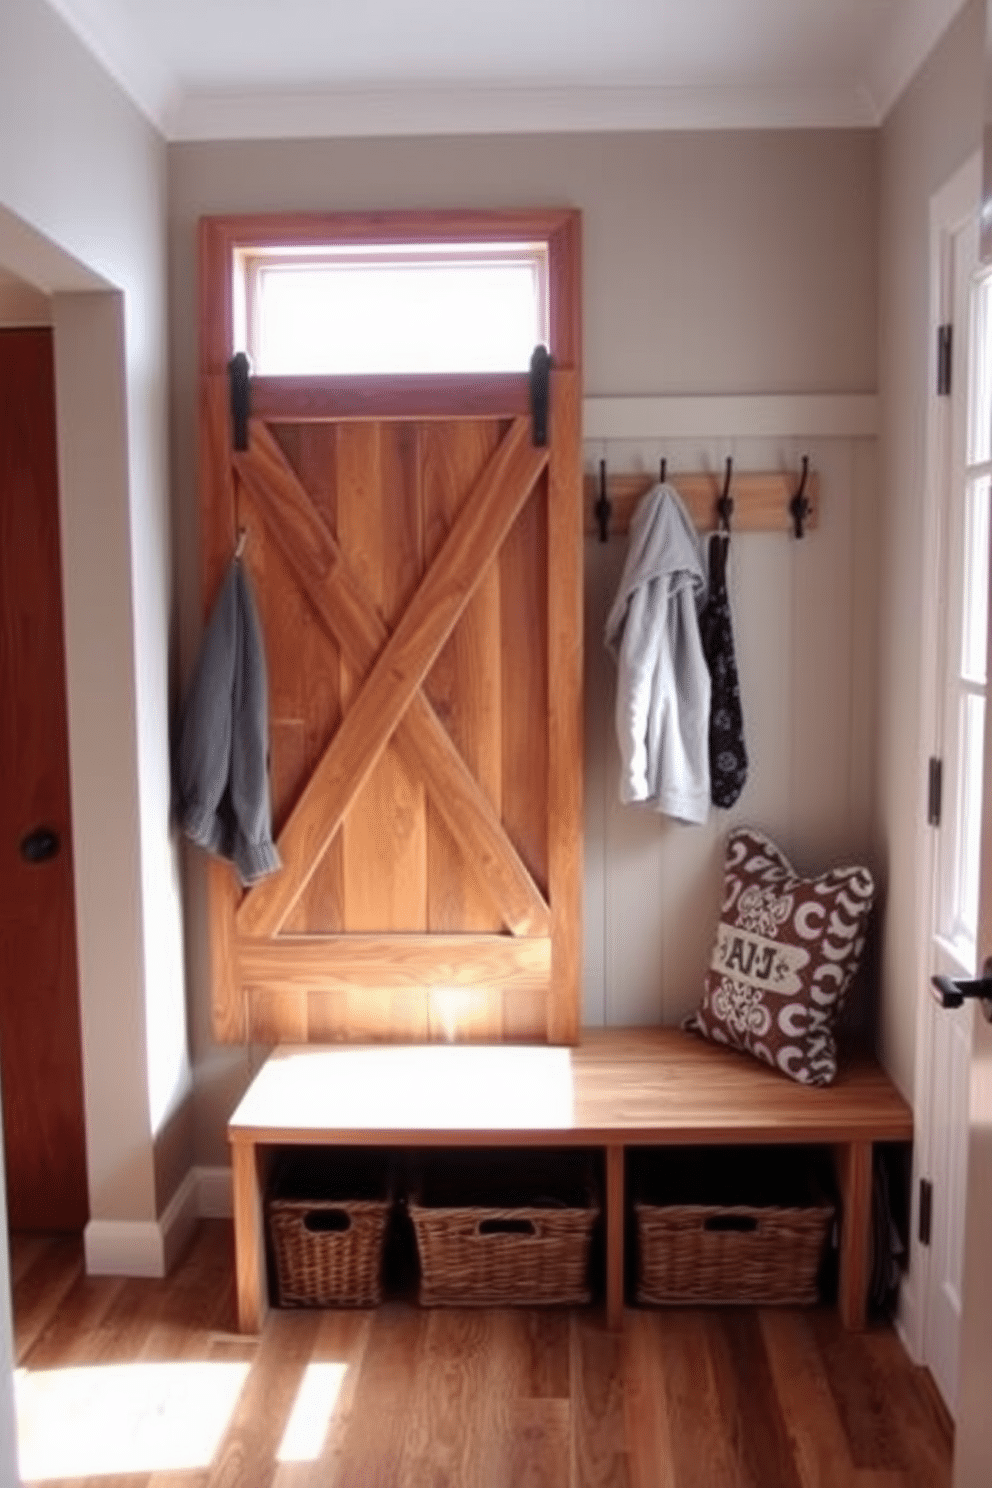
[198,213,582,1046]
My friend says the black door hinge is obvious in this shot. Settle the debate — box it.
[938,324,953,396]
[928,757,943,827]
[919,1178,933,1247]
[228,351,252,452]
[529,344,551,448]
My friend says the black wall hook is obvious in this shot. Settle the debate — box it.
[595,459,612,542]
[228,352,251,452]
[716,457,734,533]
[790,455,811,539]
[659,457,667,483]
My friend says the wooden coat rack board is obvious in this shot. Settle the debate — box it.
[583,469,820,537]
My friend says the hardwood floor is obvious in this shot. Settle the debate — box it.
[9,1221,952,1487]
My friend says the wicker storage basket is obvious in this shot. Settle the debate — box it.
[267,1152,393,1308]
[635,1149,835,1307]
[408,1152,599,1307]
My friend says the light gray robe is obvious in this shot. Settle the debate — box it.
[174,558,281,884]
[604,483,711,824]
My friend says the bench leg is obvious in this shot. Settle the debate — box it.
[606,1145,624,1330]
[232,1139,270,1334]
[834,1140,873,1330]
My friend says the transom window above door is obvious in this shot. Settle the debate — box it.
[233,240,550,376]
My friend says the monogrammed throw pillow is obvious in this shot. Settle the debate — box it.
[685,828,874,1085]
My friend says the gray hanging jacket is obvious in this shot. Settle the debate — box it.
[174,559,281,885]
[604,482,711,824]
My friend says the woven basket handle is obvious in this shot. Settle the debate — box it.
[703,1214,759,1234]
[303,1209,352,1234]
[477,1217,538,1238]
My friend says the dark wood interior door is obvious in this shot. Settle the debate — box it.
[0,327,88,1231]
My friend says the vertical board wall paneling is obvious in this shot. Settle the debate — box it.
[581,537,618,1028]
[584,435,877,1029]
[848,438,880,865]
[787,437,856,868]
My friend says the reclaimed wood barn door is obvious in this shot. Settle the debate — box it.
[198,212,582,1046]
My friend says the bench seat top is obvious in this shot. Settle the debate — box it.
[228,1027,912,1148]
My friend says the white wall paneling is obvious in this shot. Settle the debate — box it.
[584,433,878,1028]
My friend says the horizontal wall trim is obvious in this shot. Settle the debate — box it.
[582,394,878,442]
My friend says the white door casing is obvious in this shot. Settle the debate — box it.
[951,272,992,1483]
[912,154,992,1488]
[906,154,981,1418]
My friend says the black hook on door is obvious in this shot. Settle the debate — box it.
[659,457,667,484]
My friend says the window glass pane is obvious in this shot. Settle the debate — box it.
[969,272,992,465]
[962,475,991,685]
[955,692,986,950]
[247,248,548,376]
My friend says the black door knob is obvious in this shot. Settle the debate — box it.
[19,827,60,864]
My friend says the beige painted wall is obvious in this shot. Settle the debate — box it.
[0,0,189,1226]
[877,0,983,1103]
[168,129,881,1164]
[0,266,50,325]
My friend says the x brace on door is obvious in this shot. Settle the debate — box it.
[234,416,551,940]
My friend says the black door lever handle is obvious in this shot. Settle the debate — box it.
[932,969,992,1015]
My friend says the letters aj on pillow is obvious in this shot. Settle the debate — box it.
[685,827,874,1086]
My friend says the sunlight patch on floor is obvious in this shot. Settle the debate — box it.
[276,1361,349,1462]
[15,1360,250,1479]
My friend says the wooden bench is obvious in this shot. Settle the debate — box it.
[227,1027,913,1333]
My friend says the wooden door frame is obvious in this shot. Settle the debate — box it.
[198,209,583,1048]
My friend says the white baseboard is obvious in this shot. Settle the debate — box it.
[159,1168,201,1273]
[895,1268,924,1364]
[84,1219,167,1278]
[195,1165,233,1219]
[83,1166,233,1279]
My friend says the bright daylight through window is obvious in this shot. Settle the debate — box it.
[235,242,550,376]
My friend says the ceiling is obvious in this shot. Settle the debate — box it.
[44,0,971,141]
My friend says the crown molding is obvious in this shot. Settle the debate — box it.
[866,0,970,122]
[42,0,174,130]
[166,80,880,142]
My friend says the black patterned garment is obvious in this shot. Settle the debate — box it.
[699,532,748,808]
